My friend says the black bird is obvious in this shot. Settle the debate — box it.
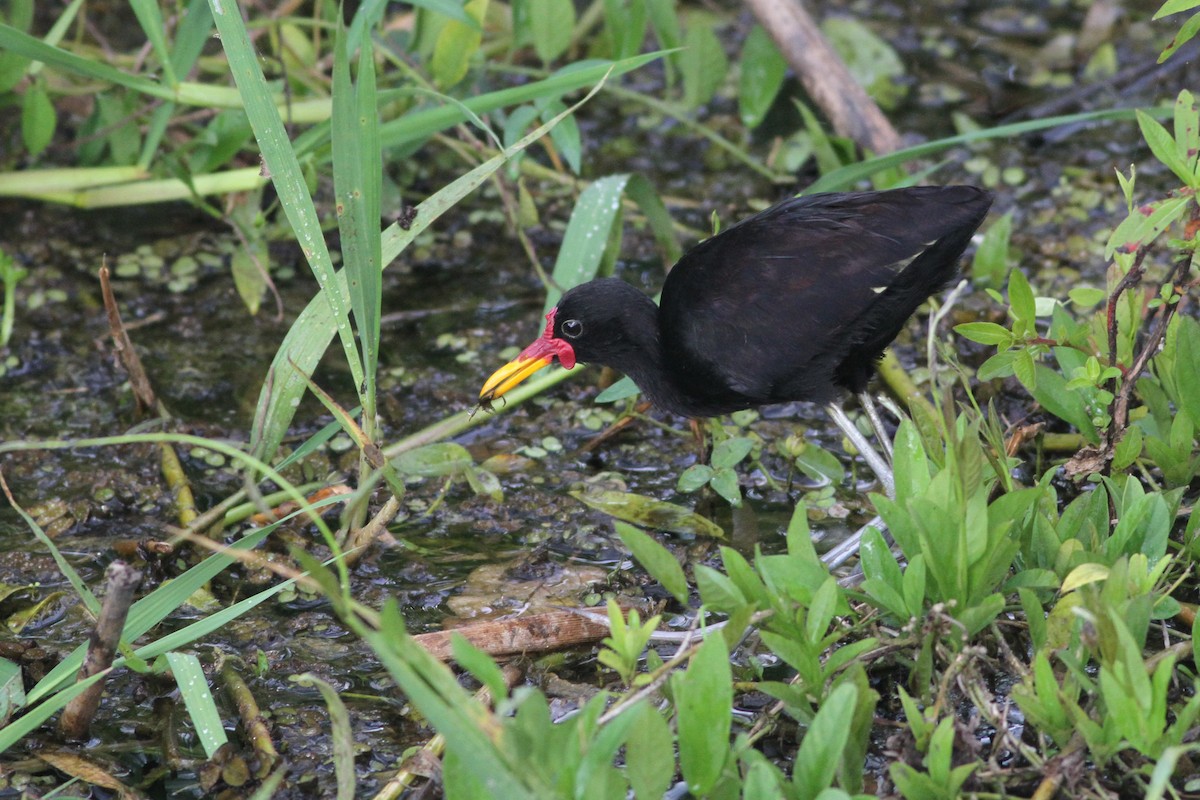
[480,186,991,490]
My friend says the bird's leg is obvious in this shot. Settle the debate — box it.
[693,418,711,458]
[856,391,895,461]
[826,403,895,498]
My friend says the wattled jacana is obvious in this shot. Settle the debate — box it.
[479,186,992,492]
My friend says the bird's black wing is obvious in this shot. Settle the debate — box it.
[658,187,990,411]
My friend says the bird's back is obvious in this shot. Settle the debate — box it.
[658,187,992,414]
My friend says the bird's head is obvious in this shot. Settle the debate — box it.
[478,279,655,408]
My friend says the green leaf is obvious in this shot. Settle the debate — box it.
[164,652,227,759]
[1159,11,1200,62]
[334,24,383,412]
[130,0,178,86]
[450,634,510,703]
[1137,108,1193,184]
[529,0,575,62]
[970,210,1013,288]
[615,521,689,604]
[545,174,632,314]
[0,0,32,93]
[624,702,674,800]
[464,467,503,501]
[412,0,478,25]
[976,350,1018,382]
[672,634,731,795]
[230,235,268,316]
[0,658,23,725]
[1172,315,1200,428]
[392,442,473,477]
[1174,89,1199,178]
[822,16,907,110]
[20,80,54,156]
[677,463,714,492]
[793,683,857,797]
[594,375,641,404]
[709,467,742,506]
[1106,195,1190,258]
[1028,364,1100,443]
[1068,286,1107,307]
[571,486,726,538]
[954,321,1014,347]
[624,173,683,264]
[1155,0,1200,18]
[711,437,753,469]
[1013,348,1036,391]
[431,0,487,89]
[694,565,748,611]
[794,442,844,483]
[542,100,582,174]
[603,0,648,61]
[645,0,682,75]
[1007,268,1036,329]
[680,22,728,109]
[737,25,786,128]
[1112,425,1143,472]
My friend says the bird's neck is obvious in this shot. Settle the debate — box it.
[601,300,698,417]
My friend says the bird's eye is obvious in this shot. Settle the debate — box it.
[561,318,584,338]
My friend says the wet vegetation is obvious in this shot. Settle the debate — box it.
[1,0,1200,797]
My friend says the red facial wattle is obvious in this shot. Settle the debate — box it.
[478,308,578,405]
[518,309,577,369]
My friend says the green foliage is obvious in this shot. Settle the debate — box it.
[19,77,54,156]
[738,25,787,128]
[529,0,576,63]
[677,434,755,506]
[392,442,503,501]
[968,209,1013,289]
[598,599,662,685]
[430,0,487,88]
[614,521,689,604]
[1155,0,1200,61]
[890,716,978,800]
[673,634,733,794]
[680,16,729,110]
[572,485,725,538]
[958,92,1199,465]
[861,418,1038,636]
[822,17,907,111]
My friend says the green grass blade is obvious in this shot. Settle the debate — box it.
[165,652,227,758]
[332,24,383,412]
[804,107,1146,193]
[137,0,212,168]
[0,23,175,100]
[128,0,177,86]
[205,0,364,395]
[376,53,664,150]
[296,674,357,800]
